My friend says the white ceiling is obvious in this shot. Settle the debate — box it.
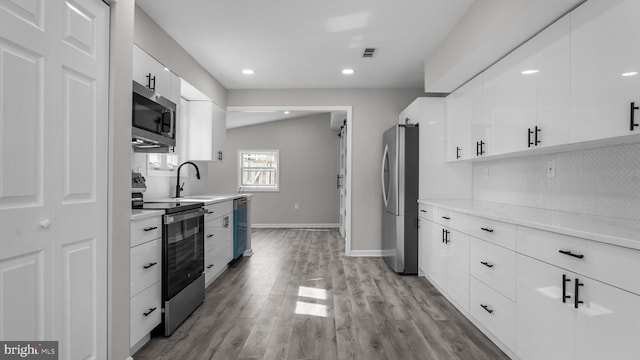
[135,0,474,89]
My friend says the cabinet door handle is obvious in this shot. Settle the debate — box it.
[207,234,214,238]
[558,250,584,259]
[420,209,427,213]
[480,140,485,155]
[207,264,214,269]
[528,127,534,148]
[562,274,571,303]
[143,307,157,317]
[480,304,494,314]
[456,146,461,159]
[445,229,450,244]
[476,141,480,156]
[442,228,446,243]
[535,126,541,145]
[480,227,494,233]
[143,262,157,269]
[143,226,158,232]
[441,216,450,220]
[630,102,639,131]
[574,278,584,309]
[480,261,494,268]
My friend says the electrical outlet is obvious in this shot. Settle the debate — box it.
[547,161,556,178]
[482,167,489,179]
[294,203,299,210]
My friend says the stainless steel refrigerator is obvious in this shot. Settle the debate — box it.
[381,124,419,274]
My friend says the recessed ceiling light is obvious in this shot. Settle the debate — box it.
[284,111,290,115]
[622,71,638,77]
[521,69,539,75]
[242,69,255,75]
[342,68,355,75]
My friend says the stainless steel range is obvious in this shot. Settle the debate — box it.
[138,201,206,336]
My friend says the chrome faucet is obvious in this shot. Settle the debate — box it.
[175,161,201,198]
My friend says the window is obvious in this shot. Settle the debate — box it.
[238,150,279,192]
[147,153,180,176]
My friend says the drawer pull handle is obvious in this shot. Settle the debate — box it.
[574,278,584,309]
[562,274,571,303]
[480,304,493,314]
[559,250,584,259]
[206,210,214,214]
[143,262,157,269]
[480,261,494,268]
[441,216,450,220]
[207,234,214,238]
[143,307,157,317]
[480,227,494,233]
[143,226,158,232]
[420,209,427,213]
[207,264,214,269]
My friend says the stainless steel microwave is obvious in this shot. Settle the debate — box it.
[132,81,177,152]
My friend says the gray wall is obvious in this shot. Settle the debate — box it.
[134,6,227,107]
[200,113,340,225]
[227,88,424,251]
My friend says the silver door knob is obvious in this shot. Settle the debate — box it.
[40,219,51,229]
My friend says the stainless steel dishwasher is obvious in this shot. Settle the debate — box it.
[233,197,248,259]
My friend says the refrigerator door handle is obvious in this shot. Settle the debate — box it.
[381,144,390,208]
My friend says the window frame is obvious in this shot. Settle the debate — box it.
[237,149,280,192]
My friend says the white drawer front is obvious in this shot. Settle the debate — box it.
[130,216,162,247]
[205,228,232,253]
[418,204,435,221]
[204,201,233,222]
[130,238,162,297]
[518,226,640,295]
[204,248,230,286]
[470,277,516,351]
[434,209,469,233]
[470,238,516,301]
[469,216,516,250]
[130,281,162,347]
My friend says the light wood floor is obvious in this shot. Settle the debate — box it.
[135,228,510,360]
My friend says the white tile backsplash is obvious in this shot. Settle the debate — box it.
[473,143,640,220]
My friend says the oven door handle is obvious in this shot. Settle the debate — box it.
[164,208,207,224]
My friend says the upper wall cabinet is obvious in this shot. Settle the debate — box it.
[133,45,180,104]
[445,0,640,162]
[570,0,640,142]
[446,74,482,161]
[183,100,226,162]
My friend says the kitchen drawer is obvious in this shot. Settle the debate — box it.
[204,201,233,222]
[470,276,516,351]
[205,212,233,231]
[130,216,162,247]
[130,281,161,347]
[434,208,469,232]
[204,228,232,253]
[468,216,516,250]
[518,226,640,295]
[130,238,162,297]
[470,238,516,301]
[418,204,435,221]
[204,248,230,286]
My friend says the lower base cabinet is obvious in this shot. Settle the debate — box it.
[470,277,516,350]
[130,282,162,347]
[516,254,640,360]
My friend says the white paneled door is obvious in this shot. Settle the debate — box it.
[0,1,109,359]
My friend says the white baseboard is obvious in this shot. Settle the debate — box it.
[349,250,384,257]
[252,223,339,229]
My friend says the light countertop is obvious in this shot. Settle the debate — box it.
[146,193,252,205]
[418,199,640,251]
[130,209,165,221]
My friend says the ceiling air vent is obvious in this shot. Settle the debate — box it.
[362,47,377,58]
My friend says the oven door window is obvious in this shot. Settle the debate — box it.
[164,214,204,300]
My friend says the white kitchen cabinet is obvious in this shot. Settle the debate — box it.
[483,37,537,155]
[184,101,227,162]
[203,201,234,287]
[446,74,483,160]
[129,215,163,352]
[469,277,516,351]
[133,45,171,98]
[570,0,640,142]
[421,218,470,312]
[516,253,640,360]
